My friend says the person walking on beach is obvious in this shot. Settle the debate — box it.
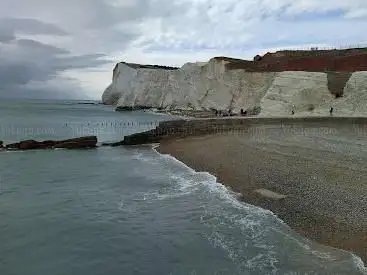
[330,107,334,115]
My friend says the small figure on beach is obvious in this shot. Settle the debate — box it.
[240,108,244,115]
[291,105,296,115]
[330,107,334,115]
[215,110,218,116]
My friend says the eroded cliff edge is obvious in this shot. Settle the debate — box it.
[102,48,367,117]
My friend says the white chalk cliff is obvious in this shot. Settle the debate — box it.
[102,58,367,116]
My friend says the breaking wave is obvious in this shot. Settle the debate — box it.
[125,146,367,274]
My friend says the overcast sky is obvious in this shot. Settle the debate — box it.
[1,0,367,100]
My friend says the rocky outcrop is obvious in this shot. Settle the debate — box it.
[53,136,98,149]
[4,136,97,151]
[253,55,262,62]
[102,48,367,117]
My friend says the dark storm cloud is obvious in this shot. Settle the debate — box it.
[0,13,114,99]
[0,39,111,92]
[0,0,193,99]
[0,78,90,100]
[0,63,47,87]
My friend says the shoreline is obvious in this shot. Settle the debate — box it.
[155,121,367,264]
[154,145,367,272]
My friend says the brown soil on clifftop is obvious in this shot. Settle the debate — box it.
[217,48,367,72]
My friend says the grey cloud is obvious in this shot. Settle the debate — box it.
[0,18,68,36]
[92,0,188,27]
[0,26,15,42]
[0,0,144,31]
[16,39,69,55]
[74,28,141,54]
[0,0,188,32]
[0,78,90,100]
[81,0,150,29]
[0,63,51,87]
[0,0,192,99]
[53,54,111,71]
[0,38,111,98]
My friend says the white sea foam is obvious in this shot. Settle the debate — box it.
[353,256,367,274]
[124,147,367,273]
[152,146,277,217]
[2,150,25,153]
[131,152,144,160]
[272,227,337,261]
[119,144,366,273]
[134,189,192,202]
[150,146,285,273]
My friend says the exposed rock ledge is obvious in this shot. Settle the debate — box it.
[102,48,367,117]
[0,136,98,151]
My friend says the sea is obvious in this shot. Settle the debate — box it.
[0,99,366,275]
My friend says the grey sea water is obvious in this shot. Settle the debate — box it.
[0,99,366,275]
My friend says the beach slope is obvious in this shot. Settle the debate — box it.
[157,121,367,262]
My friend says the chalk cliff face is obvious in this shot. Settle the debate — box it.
[102,51,367,116]
[103,59,272,113]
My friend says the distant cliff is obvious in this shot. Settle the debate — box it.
[102,48,367,116]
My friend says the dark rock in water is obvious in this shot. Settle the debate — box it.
[6,139,58,150]
[40,140,57,148]
[115,105,152,111]
[54,136,97,149]
[115,106,134,111]
[6,140,40,150]
[4,136,97,151]
[111,141,125,147]
[101,141,125,147]
[54,141,96,149]
[101,142,114,146]
[77,102,98,105]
